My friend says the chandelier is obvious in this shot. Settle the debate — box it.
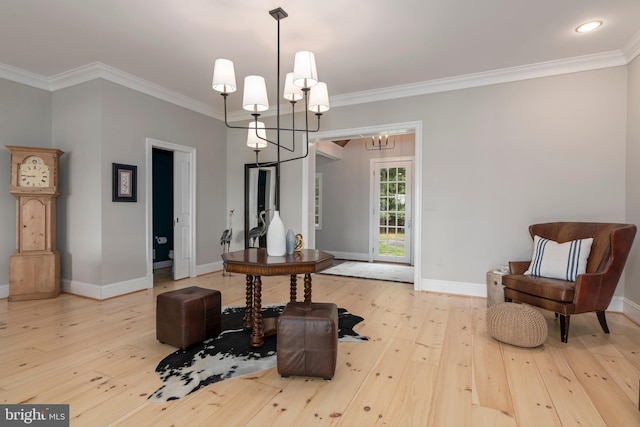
[365,135,396,151]
[211,7,330,171]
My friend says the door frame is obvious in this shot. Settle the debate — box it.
[145,138,197,287]
[370,157,414,264]
[303,120,423,290]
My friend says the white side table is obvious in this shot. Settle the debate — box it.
[486,270,507,307]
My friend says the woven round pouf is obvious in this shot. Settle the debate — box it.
[487,302,548,347]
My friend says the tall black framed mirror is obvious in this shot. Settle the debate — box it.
[244,163,279,249]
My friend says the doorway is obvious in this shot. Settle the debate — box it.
[372,158,413,264]
[152,148,174,273]
[145,138,197,287]
[303,121,423,290]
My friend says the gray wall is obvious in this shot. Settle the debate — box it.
[315,135,415,257]
[1,61,638,310]
[0,79,52,296]
[1,77,227,296]
[226,66,630,294]
[625,55,640,311]
[52,80,103,285]
[99,81,227,284]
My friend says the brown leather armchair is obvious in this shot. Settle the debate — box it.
[502,222,636,343]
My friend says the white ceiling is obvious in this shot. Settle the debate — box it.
[1,0,640,119]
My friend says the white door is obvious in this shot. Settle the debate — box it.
[173,151,191,279]
[372,159,412,264]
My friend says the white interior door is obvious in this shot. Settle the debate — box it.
[372,159,412,264]
[173,151,191,279]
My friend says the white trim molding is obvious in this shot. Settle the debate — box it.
[196,261,224,277]
[324,251,370,262]
[0,62,50,90]
[145,138,198,288]
[0,49,633,121]
[622,30,640,63]
[61,276,148,300]
[622,297,640,325]
[420,278,487,298]
[50,62,219,119]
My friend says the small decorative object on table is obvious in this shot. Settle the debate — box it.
[294,233,304,252]
[286,229,295,254]
[266,210,286,256]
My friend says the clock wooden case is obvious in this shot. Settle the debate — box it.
[6,145,64,301]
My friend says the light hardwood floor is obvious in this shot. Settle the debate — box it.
[1,270,640,426]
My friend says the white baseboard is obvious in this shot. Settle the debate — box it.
[196,260,223,276]
[326,251,369,262]
[419,278,487,297]
[4,270,640,324]
[61,276,149,300]
[622,297,640,325]
[607,296,624,312]
[418,278,629,314]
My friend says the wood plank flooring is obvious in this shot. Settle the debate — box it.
[1,269,639,426]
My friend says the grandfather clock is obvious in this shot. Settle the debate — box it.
[6,145,64,301]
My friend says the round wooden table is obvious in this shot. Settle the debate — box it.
[221,248,334,347]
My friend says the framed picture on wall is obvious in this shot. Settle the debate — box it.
[112,163,137,202]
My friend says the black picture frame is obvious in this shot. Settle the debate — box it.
[112,163,137,202]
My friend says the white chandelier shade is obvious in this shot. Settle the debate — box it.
[211,7,331,211]
[292,51,318,89]
[247,121,267,149]
[242,75,269,112]
[283,72,303,102]
[308,82,330,113]
[211,59,237,93]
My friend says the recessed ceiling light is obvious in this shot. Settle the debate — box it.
[575,21,602,33]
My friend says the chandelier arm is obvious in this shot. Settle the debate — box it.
[220,93,263,131]
[254,146,310,167]
[214,8,327,184]
[258,113,322,133]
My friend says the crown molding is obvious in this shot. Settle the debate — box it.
[0,62,51,90]
[0,49,631,120]
[329,51,627,109]
[623,30,640,63]
[48,62,221,119]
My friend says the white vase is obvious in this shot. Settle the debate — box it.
[267,211,286,256]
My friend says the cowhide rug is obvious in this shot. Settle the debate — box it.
[149,305,367,402]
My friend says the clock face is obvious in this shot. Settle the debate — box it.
[18,156,50,187]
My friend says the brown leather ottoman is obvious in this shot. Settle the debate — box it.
[277,302,338,380]
[156,286,221,349]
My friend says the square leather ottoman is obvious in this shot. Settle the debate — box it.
[156,286,221,349]
[277,302,338,380]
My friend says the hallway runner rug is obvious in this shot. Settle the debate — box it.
[319,261,414,284]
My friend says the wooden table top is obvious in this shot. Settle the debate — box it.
[221,248,334,276]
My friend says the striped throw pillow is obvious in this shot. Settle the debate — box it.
[524,235,593,281]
